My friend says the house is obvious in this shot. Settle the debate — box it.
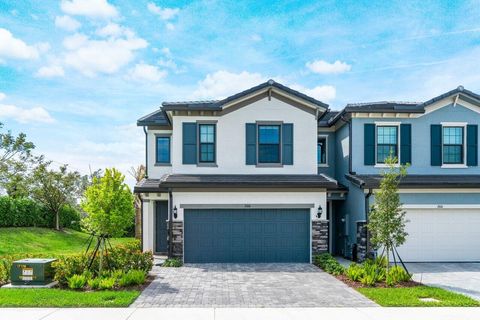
[135,80,480,263]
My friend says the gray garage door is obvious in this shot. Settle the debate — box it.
[184,208,310,263]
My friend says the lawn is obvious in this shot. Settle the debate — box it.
[0,289,140,307]
[0,227,135,256]
[358,286,480,307]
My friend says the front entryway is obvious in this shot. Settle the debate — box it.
[155,201,168,254]
[183,208,310,263]
[132,263,376,307]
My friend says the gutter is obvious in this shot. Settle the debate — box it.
[143,126,148,178]
[364,188,373,258]
[138,192,144,250]
[168,189,173,258]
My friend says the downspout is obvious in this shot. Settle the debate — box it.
[340,115,355,175]
[168,189,173,258]
[364,187,373,258]
[143,126,148,178]
[138,192,144,250]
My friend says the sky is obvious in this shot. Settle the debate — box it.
[1,0,480,185]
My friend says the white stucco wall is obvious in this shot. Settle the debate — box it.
[146,96,318,178]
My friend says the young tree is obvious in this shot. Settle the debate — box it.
[31,163,82,230]
[368,156,409,272]
[81,168,134,238]
[128,165,146,240]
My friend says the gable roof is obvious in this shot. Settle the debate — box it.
[137,108,171,127]
[161,79,329,111]
[417,86,480,109]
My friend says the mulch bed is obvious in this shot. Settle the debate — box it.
[335,273,421,288]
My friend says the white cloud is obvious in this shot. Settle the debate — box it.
[0,28,39,60]
[147,3,179,20]
[63,32,148,76]
[61,0,118,19]
[161,47,171,56]
[0,92,5,101]
[290,84,336,102]
[306,59,351,74]
[96,23,133,38]
[250,34,262,42]
[55,15,81,31]
[166,23,175,31]
[0,103,54,124]
[127,63,167,82]
[192,70,267,99]
[36,65,65,78]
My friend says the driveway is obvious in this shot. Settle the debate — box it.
[132,263,376,307]
[407,263,480,300]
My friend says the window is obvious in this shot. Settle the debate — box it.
[443,126,464,164]
[376,126,398,163]
[318,136,327,165]
[199,124,216,163]
[156,136,170,164]
[258,125,281,163]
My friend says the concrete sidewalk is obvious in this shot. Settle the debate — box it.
[2,307,480,320]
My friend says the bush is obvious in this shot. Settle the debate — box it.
[360,274,376,286]
[386,265,411,286]
[345,263,365,282]
[118,270,146,287]
[67,274,88,289]
[313,253,344,276]
[0,196,81,229]
[162,258,183,268]
[0,258,12,285]
[87,277,101,290]
[53,254,88,286]
[98,277,116,290]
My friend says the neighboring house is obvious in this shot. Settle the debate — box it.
[135,80,480,263]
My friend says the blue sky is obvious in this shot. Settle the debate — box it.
[1,0,480,184]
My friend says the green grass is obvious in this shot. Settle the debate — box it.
[0,289,140,307]
[0,227,135,256]
[358,286,480,307]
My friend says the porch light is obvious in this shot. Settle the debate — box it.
[317,205,323,219]
[173,206,178,219]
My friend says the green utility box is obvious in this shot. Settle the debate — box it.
[11,258,57,286]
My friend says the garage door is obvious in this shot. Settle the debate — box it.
[396,208,480,262]
[184,208,310,263]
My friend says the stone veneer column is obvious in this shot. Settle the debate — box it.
[312,219,329,255]
[169,221,183,259]
[356,221,368,262]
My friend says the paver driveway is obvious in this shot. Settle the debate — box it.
[407,263,480,301]
[132,263,376,307]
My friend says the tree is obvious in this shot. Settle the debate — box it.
[368,156,409,272]
[0,122,38,197]
[31,163,82,230]
[81,168,134,238]
[128,165,146,240]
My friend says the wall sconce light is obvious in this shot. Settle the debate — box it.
[173,206,178,219]
[317,205,323,219]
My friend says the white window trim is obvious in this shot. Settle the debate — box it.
[440,122,467,168]
[317,134,329,167]
[374,122,401,167]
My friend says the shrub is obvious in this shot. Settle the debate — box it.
[360,274,376,286]
[67,274,88,289]
[0,258,12,285]
[313,253,344,276]
[118,270,146,287]
[386,265,411,286]
[87,277,101,290]
[345,263,365,282]
[162,258,183,268]
[53,254,88,286]
[98,277,116,290]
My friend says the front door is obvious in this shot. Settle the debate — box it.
[155,201,168,254]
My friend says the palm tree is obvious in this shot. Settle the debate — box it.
[129,165,146,240]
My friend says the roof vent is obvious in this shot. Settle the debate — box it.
[457,85,464,91]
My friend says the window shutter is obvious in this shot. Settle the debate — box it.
[400,124,411,165]
[467,124,478,166]
[431,124,442,166]
[282,123,293,165]
[245,123,257,165]
[182,122,197,164]
[364,124,375,165]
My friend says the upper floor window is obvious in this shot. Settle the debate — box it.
[443,126,464,164]
[199,124,216,163]
[317,136,327,165]
[258,125,281,163]
[156,136,171,164]
[376,126,398,163]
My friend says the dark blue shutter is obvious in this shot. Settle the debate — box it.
[364,124,375,165]
[246,123,257,165]
[400,124,411,165]
[182,122,197,164]
[282,123,293,165]
[467,124,478,166]
[431,124,442,166]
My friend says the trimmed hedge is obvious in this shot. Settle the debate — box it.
[0,196,81,230]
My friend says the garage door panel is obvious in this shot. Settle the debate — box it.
[184,208,310,263]
[397,208,480,262]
